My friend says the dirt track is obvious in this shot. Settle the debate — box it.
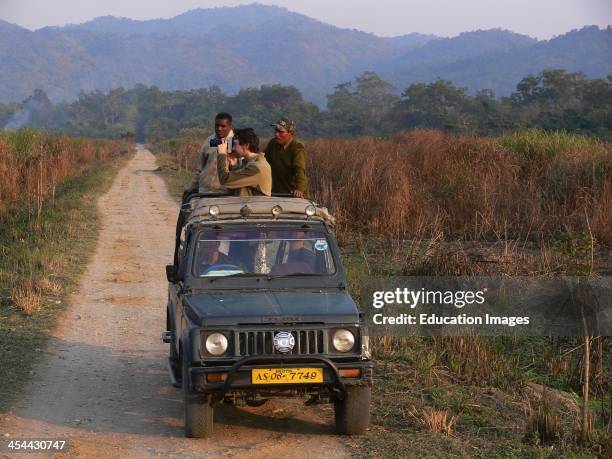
[0,146,349,458]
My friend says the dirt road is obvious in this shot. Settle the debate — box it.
[0,146,349,458]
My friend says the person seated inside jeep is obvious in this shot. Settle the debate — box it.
[194,229,335,277]
[286,230,316,266]
[216,128,271,196]
[196,240,237,276]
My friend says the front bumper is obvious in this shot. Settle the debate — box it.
[186,355,374,401]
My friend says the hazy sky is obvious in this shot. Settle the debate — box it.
[1,0,611,39]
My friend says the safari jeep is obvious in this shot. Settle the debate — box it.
[163,195,373,438]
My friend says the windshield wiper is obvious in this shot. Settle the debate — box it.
[208,272,325,282]
[208,273,265,282]
[267,272,323,280]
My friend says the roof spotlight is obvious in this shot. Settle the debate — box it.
[209,205,220,217]
[271,205,282,217]
[305,205,316,217]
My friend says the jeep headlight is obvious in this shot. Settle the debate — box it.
[205,332,228,356]
[332,329,355,352]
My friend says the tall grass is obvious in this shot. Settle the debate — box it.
[0,129,128,221]
[308,129,610,246]
[0,128,129,318]
[152,127,206,174]
[0,140,130,409]
[152,128,610,246]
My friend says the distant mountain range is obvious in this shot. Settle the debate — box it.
[0,3,610,105]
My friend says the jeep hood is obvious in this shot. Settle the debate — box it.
[184,290,359,326]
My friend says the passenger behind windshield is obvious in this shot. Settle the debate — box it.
[196,240,238,275]
[193,229,336,277]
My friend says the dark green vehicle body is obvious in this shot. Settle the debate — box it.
[164,196,373,437]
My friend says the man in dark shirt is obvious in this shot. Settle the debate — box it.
[264,117,309,198]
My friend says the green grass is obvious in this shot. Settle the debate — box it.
[360,359,610,458]
[497,128,608,159]
[342,241,610,457]
[0,152,131,411]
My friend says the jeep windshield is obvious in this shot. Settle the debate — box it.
[192,229,336,277]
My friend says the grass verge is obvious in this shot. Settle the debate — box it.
[0,152,132,411]
[342,244,610,458]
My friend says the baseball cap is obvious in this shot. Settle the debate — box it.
[271,117,296,132]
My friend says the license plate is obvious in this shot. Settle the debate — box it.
[252,368,323,384]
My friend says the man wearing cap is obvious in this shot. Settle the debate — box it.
[264,117,309,198]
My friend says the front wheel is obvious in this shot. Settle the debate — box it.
[334,386,371,435]
[182,352,214,438]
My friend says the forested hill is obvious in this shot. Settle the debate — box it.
[0,4,610,104]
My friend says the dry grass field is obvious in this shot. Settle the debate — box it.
[0,129,130,407]
[152,128,610,456]
[155,128,610,246]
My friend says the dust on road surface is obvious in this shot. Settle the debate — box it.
[0,146,350,458]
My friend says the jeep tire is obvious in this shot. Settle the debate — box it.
[334,386,371,435]
[182,352,214,438]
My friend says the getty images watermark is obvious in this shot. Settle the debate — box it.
[371,286,518,325]
[361,277,611,336]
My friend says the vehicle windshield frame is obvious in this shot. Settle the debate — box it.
[191,226,337,279]
[184,222,346,289]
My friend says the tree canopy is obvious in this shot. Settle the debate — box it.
[1,70,610,140]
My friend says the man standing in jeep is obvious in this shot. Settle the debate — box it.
[217,128,272,197]
[264,117,309,198]
[187,112,235,194]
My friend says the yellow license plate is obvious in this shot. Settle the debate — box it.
[252,368,323,384]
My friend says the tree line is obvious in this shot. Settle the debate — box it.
[1,69,610,141]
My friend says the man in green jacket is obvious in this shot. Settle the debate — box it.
[264,117,309,198]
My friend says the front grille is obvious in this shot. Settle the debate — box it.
[235,329,326,356]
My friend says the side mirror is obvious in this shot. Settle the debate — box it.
[166,264,178,283]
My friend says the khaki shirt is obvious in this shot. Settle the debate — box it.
[217,152,272,196]
[189,131,234,193]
